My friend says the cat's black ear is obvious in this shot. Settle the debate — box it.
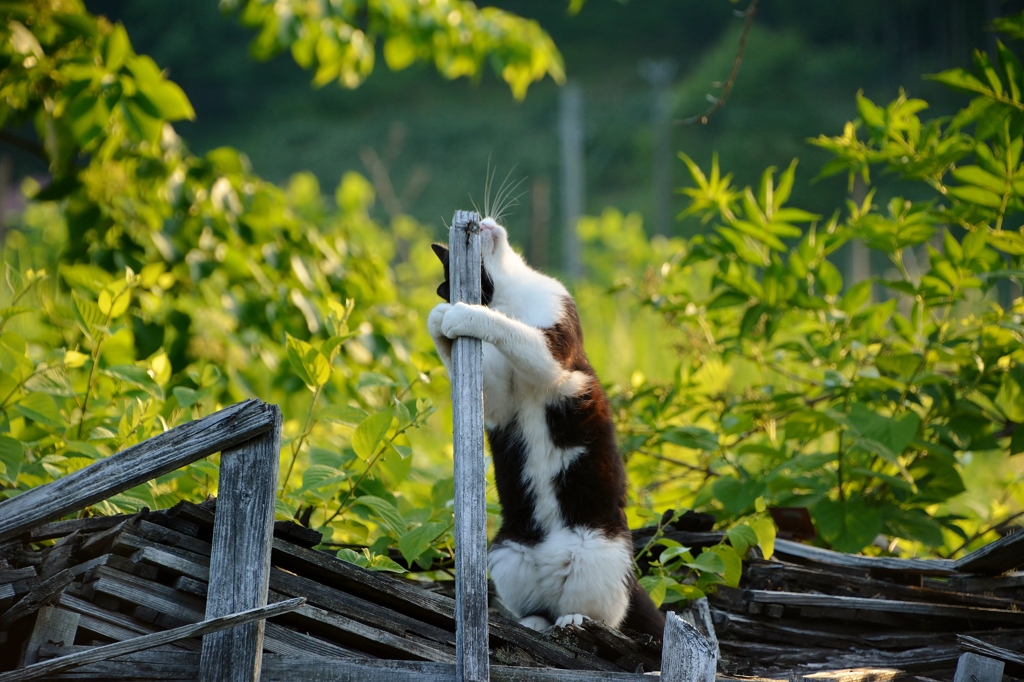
[431,243,451,302]
[431,243,449,269]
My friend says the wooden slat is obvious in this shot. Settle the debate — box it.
[958,634,1024,671]
[0,598,304,682]
[773,538,956,575]
[745,590,1024,623]
[955,529,1024,574]
[0,399,278,544]
[199,407,281,682]
[20,606,80,665]
[35,653,656,681]
[449,209,488,682]
[30,516,129,542]
[0,569,74,628]
[953,652,1004,682]
[660,611,716,682]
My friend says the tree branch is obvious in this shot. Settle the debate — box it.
[677,0,760,126]
[0,129,47,161]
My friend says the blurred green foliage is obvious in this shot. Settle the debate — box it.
[604,26,1024,569]
[0,0,564,573]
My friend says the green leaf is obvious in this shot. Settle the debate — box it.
[928,68,993,95]
[286,333,330,389]
[0,436,24,483]
[661,426,718,451]
[996,366,1024,423]
[104,23,131,72]
[136,79,195,121]
[172,386,210,409]
[102,365,163,398]
[14,392,65,428]
[946,185,1003,209]
[748,515,776,559]
[726,523,758,554]
[383,35,418,71]
[296,464,349,499]
[355,495,406,537]
[882,507,945,547]
[817,259,843,296]
[316,404,369,426]
[352,409,393,461]
[398,522,446,566]
[988,230,1024,255]
[811,497,884,553]
[951,165,1006,193]
[710,544,743,587]
[639,575,667,608]
[712,476,763,516]
[687,548,726,575]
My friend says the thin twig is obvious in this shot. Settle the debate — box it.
[0,130,47,161]
[677,0,760,126]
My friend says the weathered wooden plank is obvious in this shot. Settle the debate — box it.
[30,516,129,542]
[0,569,75,628]
[0,400,278,544]
[797,669,902,682]
[89,565,206,624]
[20,606,80,666]
[951,570,1024,593]
[199,407,281,682]
[953,652,1005,682]
[746,561,1020,610]
[773,538,956,575]
[263,621,365,659]
[660,611,716,682]
[745,589,1024,624]
[0,567,39,583]
[0,598,304,682]
[955,528,1024,574]
[58,590,202,653]
[958,634,1024,670]
[449,209,488,682]
[35,654,655,682]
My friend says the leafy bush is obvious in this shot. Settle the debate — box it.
[612,26,1024,562]
[0,0,563,572]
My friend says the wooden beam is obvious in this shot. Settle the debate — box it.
[773,538,956,575]
[200,405,282,682]
[20,606,80,665]
[660,611,717,682]
[953,652,1005,682]
[955,528,1024,574]
[0,598,304,682]
[0,399,278,544]
[449,209,489,682]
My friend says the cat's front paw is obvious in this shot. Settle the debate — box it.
[428,303,452,340]
[554,613,588,629]
[439,301,485,340]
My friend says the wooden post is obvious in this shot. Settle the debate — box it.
[660,611,717,682]
[449,209,489,682]
[20,606,80,666]
[559,84,584,279]
[953,652,1004,682]
[199,406,282,682]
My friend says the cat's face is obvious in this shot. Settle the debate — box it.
[478,217,509,261]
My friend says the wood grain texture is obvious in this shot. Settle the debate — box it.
[199,405,281,682]
[33,653,658,681]
[449,209,489,682]
[0,598,304,682]
[745,589,1024,623]
[20,606,80,666]
[0,399,278,544]
[955,528,1024,574]
[773,538,956,575]
[953,652,1004,682]
[660,612,717,682]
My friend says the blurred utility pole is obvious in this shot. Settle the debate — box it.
[559,82,584,279]
[849,177,872,300]
[639,59,677,236]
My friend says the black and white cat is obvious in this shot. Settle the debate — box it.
[428,217,665,638]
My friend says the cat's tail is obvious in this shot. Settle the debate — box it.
[620,578,666,640]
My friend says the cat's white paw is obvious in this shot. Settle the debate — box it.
[440,302,484,340]
[554,613,587,629]
[428,303,452,339]
[518,615,552,631]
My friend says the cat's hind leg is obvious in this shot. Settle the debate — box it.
[538,528,633,629]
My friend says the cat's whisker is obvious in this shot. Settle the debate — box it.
[484,158,498,219]
[491,174,527,224]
